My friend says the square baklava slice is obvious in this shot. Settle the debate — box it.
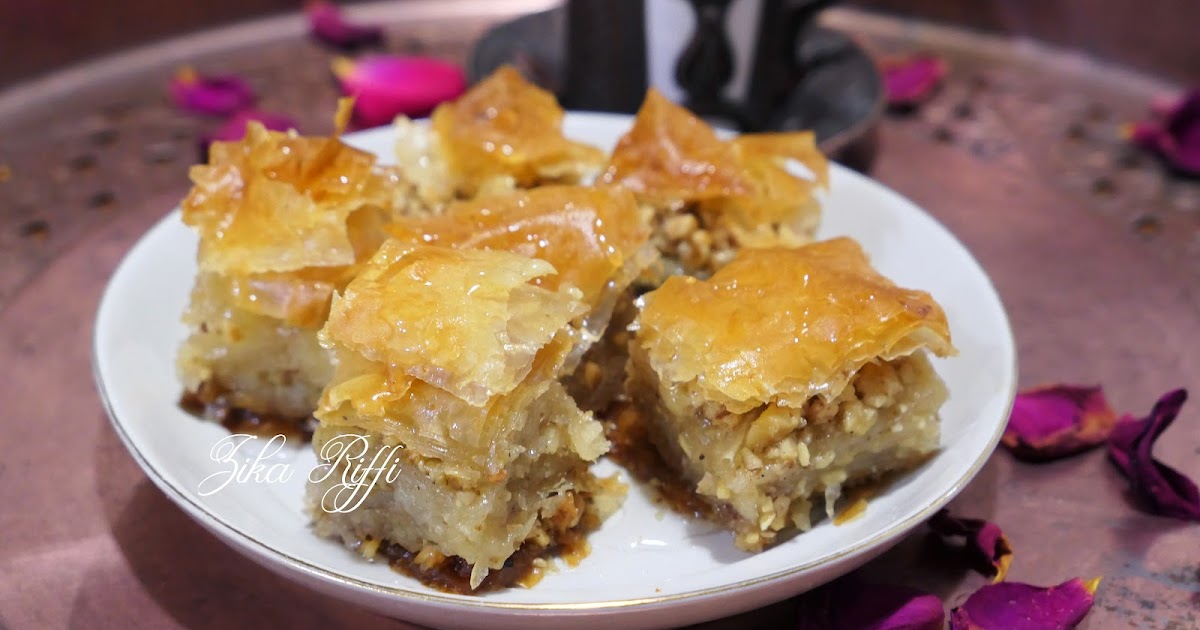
[601,89,829,282]
[393,66,606,210]
[307,242,621,591]
[386,185,657,411]
[177,116,402,433]
[626,239,956,550]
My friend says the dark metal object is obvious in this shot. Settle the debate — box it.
[466,4,885,169]
[672,0,842,129]
[744,0,839,124]
[560,0,647,113]
[674,0,740,123]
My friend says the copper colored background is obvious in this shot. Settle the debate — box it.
[4,0,1200,87]
[1,2,1198,629]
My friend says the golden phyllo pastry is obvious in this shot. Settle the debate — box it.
[626,239,955,550]
[177,111,401,429]
[387,185,658,410]
[389,186,651,312]
[308,242,622,591]
[393,65,606,208]
[602,89,829,280]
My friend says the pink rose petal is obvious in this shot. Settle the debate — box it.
[1158,92,1200,173]
[1127,90,1200,176]
[950,577,1100,630]
[794,578,945,630]
[881,54,947,109]
[169,67,255,117]
[332,56,467,128]
[1149,93,1180,118]
[1001,385,1118,461]
[1128,121,1163,148]
[929,510,1013,582]
[1108,389,1200,521]
[306,0,383,50]
[199,110,298,161]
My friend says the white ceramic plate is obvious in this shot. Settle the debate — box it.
[94,113,1016,630]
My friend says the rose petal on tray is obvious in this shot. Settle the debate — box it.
[794,578,945,630]
[331,56,466,128]
[198,110,298,161]
[881,54,947,109]
[928,509,1013,582]
[306,0,384,50]
[1126,90,1200,176]
[950,577,1100,630]
[1108,388,1200,520]
[1001,385,1118,461]
[169,67,255,116]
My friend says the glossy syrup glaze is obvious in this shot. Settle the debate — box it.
[635,239,955,413]
[322,242,584,407]
[601,89,829,227]
[431,65,605,194]
[388,185,650,307]
[179,381,317,442]
[183,121,399,277]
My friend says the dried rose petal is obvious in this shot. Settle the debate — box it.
[881,54,947,109]
[929,510,1013,582]
[305,0,383,50]
[1149,93,1180,118]
[198,110,298,161]
[950,577,1100,630]
[1001,385,1118,461]
[1126,90,1200,176]
[332,56,466,128]
[794,577,944,630]
[1108,389,1200,521]
[169,67,255,117]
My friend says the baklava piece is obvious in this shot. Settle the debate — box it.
[602,89,829,282]
[177,113,401,435]
[387,185,657,411]
[393,65,606,210]
[626,239,956,550]
[307,242,622,592]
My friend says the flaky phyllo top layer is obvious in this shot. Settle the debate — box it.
[601,89,830,234]
[181,107,402,327]
[634,238,956,414]
[430,66,605,197]
[388,185,656,313]
[316,243,605,476]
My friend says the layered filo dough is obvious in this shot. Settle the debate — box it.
[386,185,658,413]
[170,63,962,590]
[387,185,655,348]
[393,65,607,211]
[627,238,956,551]
[307,242,624,591]
[176,112,404,428]
[601,89,830,283]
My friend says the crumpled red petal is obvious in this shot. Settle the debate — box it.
[793,577,945,630]
[198,110,298,161]
[331,56,466,128]
[950,577,1100,630]
[1001,385,1119,462]
[1126,90,1200,176]
[928,509,1013,582]
[1108,389,1200,521]
[881,54,946,108]
[306,0,384,50]
[169,67,255,117]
